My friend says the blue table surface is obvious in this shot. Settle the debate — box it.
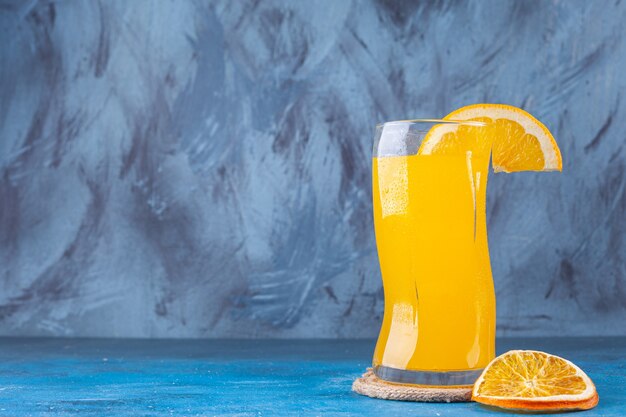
[0,337,623,416]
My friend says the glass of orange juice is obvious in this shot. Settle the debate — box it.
[372,119,495,386]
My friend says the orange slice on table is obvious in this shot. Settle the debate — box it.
[419,103,562,173]
[472,350,599,412]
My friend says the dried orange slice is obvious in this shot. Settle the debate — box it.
[419,104,562,173]
[472,350,598,411]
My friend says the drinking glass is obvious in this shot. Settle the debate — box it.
[371,119,495,386]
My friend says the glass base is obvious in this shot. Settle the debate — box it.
[373,365,483,386]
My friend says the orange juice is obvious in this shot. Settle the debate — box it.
[372,153,495,374]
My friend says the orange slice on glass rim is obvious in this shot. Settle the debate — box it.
[418,103,562,173]
[472,350,599,411]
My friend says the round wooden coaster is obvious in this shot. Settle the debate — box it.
[352,368,472,403]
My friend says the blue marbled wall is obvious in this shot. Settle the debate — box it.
[0,1,624,338]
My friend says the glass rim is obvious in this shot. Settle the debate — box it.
[375,118,487,128]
